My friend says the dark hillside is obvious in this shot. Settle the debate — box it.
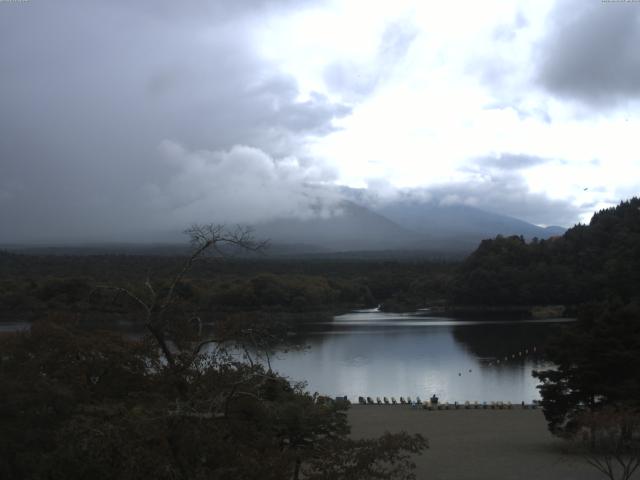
[451,197,640,306]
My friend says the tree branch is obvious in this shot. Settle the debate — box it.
[92,285,151,315]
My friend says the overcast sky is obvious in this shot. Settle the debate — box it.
[1,0,639,243]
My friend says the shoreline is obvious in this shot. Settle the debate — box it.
[351,400,540,409]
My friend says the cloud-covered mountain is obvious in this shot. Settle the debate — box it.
[6,197,567,256]
[375,200,565,244]
[253,201,422,253]
[252,199,565,255]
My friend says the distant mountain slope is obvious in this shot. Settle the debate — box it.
[254,198,565,254]
[3,243,192,256]
[541,225,567,237]
[253,201,424,252]
[375,201,565,243]
[5,195,568,256]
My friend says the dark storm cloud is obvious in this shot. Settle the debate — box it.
[0,0,348,243]
[112,0,306,21]
[323,18,418,101]
[536,0,640,106]
[248,80,351,136]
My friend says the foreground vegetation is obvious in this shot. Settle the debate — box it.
[0,226,428,480]
[0,319,427,480]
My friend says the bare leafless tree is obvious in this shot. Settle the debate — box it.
[94,224,267,368]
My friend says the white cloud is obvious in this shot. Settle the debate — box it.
[272,0,638,223]
[144,141,341,228]
[1,0,638,242]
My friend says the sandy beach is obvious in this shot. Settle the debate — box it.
[348,406,603,480]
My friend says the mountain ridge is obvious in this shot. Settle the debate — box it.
[3,198,567,256]
[253,198,565,254]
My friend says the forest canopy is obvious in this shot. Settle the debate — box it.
[451,198,640,307]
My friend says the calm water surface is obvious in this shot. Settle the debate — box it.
[269,310,572,403]
[4,311,571,403]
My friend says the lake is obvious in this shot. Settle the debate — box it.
[2,310,571,403]
[268,310,571,403]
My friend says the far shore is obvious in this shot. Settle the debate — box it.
[348,405,602,480]
[428,304,570,319]
[376,303,573,320]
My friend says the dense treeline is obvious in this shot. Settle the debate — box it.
[0,253,454,320]
[451,198,640,307]
[534,301,640,434]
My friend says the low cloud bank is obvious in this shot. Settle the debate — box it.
[143,141,342,228]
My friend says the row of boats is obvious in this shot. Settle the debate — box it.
[357,396,424,405]
[355,396,539,409]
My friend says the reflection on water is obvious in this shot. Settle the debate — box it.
[270,311,571,403]
[0,322,30,333]
[2,311,572,403]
